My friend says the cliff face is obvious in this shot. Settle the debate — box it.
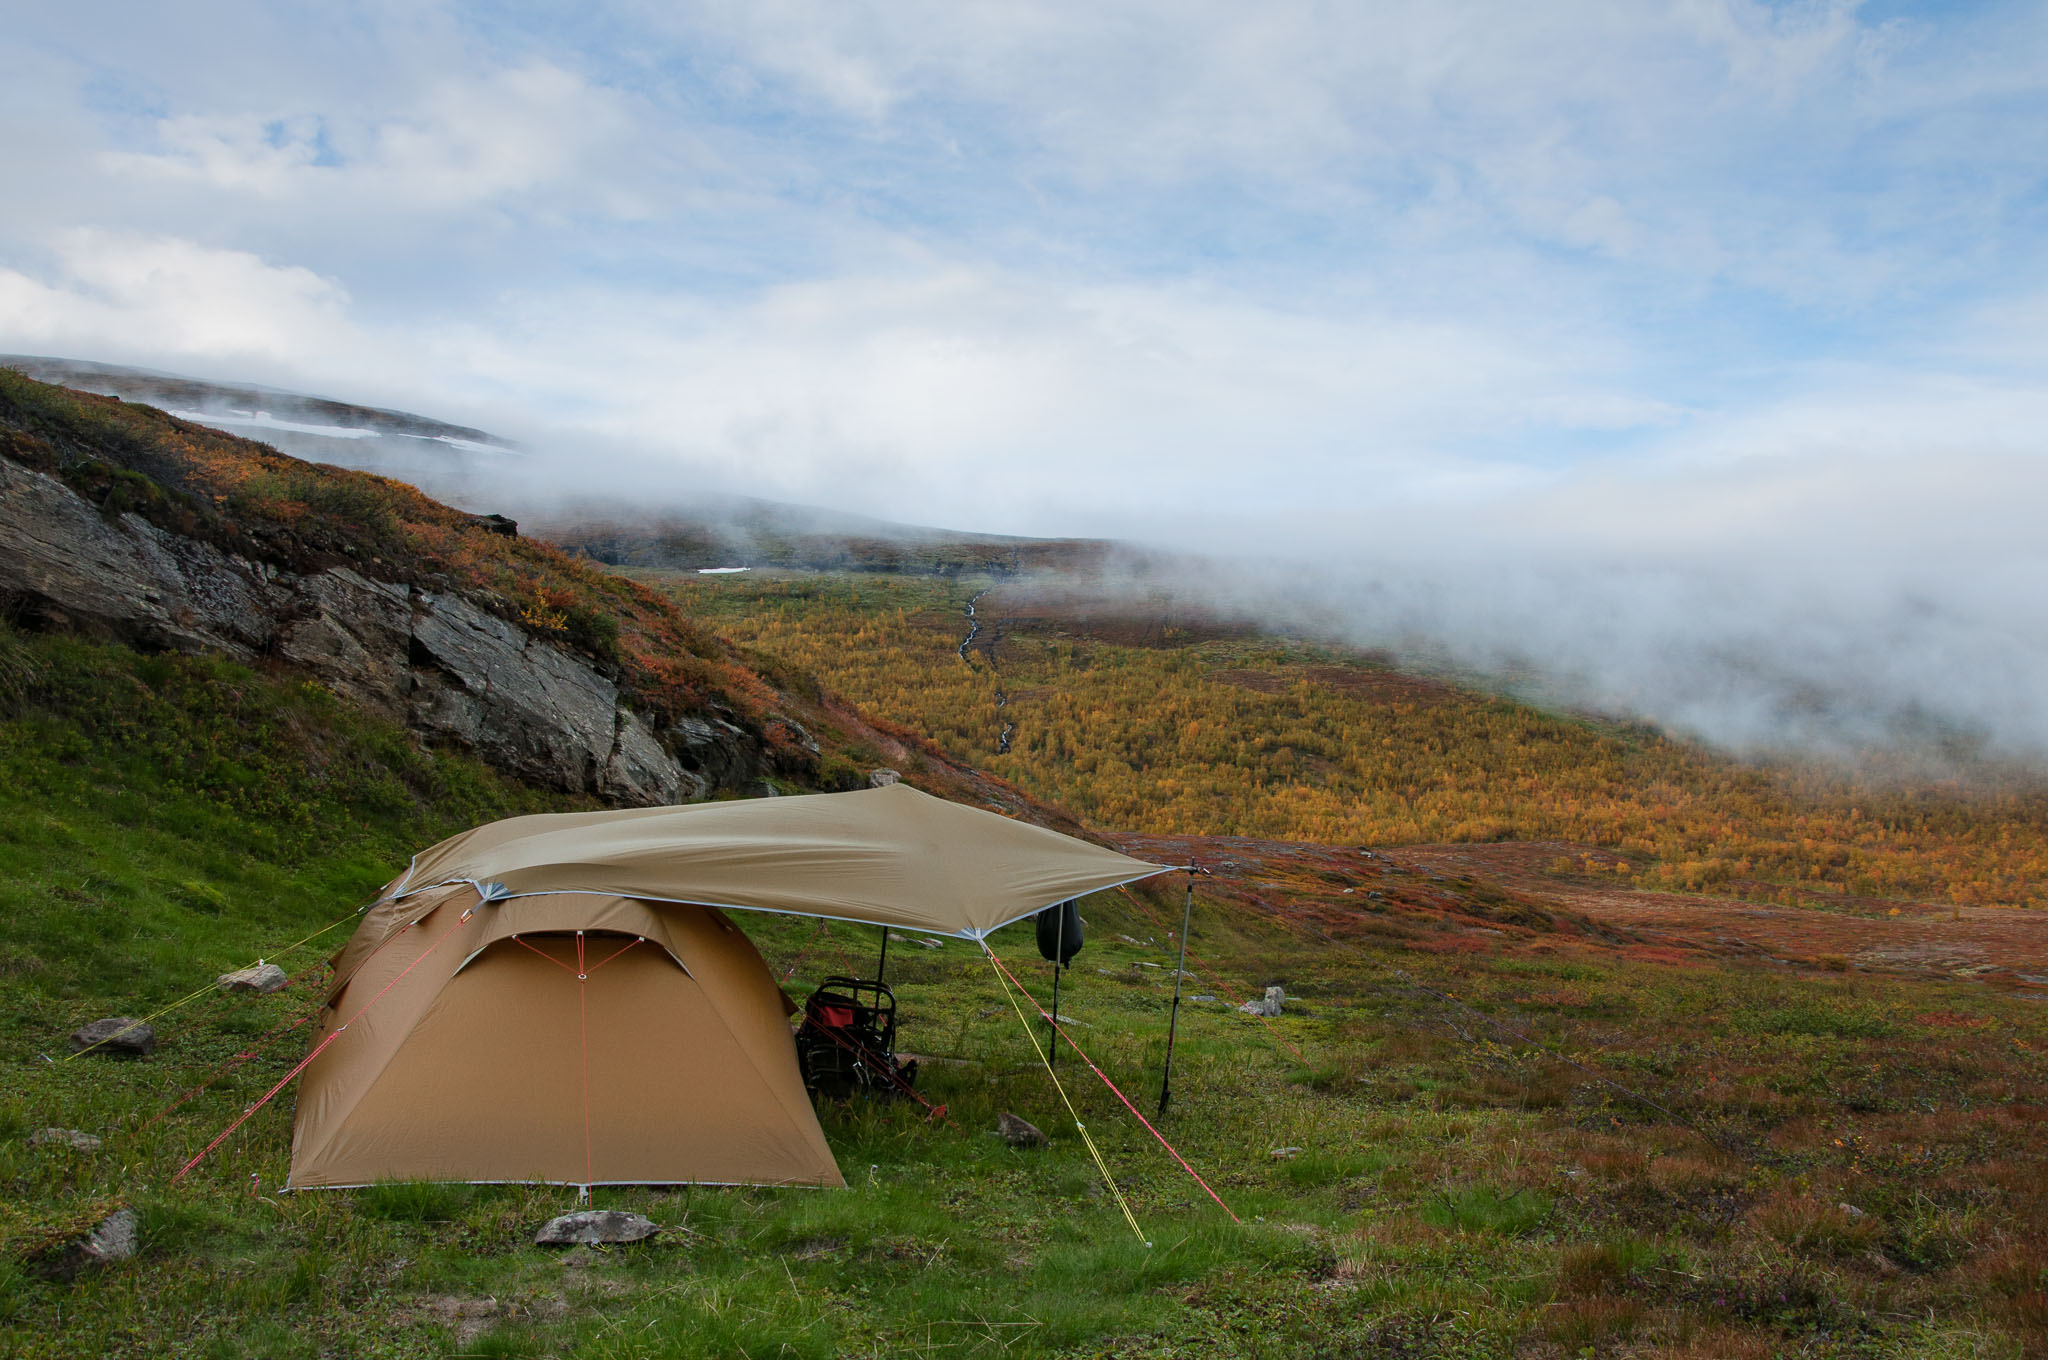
[0,369,1100,834]
[0,379,768,806]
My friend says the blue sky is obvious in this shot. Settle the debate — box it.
[3,2,2046,752]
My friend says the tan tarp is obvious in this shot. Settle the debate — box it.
[382,782,1173,940]
[290,887,843,1189]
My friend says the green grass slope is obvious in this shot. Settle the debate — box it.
[3,617,2046,1357]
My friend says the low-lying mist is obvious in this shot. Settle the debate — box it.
[28,354,2041,779]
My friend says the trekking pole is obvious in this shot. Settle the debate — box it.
[1159,864,1196,1115]
[876,926,888,986]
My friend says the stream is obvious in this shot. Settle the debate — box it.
[959,589,1015,754]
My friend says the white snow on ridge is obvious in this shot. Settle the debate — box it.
[697,566,751,574]
[167,408,519,456]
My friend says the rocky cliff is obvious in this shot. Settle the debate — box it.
[0,375,771,805]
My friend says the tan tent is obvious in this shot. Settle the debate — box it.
[290,887,842,1189]
[290,785,1172,1190]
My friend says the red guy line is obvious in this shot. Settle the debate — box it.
[984,944,1240,1224]
[173,911,472,1184]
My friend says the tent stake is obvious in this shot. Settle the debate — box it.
[1159,866,1195,1115]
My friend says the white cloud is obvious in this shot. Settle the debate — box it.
[102,62,641,215]
[2,1,2046,759]
[0,230,357,366]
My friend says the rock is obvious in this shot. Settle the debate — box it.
[1270,1147,1303,1160]
[605,708,690,806]
[1839,1203,1867,1219]
[1190,994,1216,1002]
[70,1017,155,1057]
[467,513,518,538]
[534,1210,660,1246]
[1239,986,1285,1019]
[216,962,289,994]
[997,1112,1047,1148]
[886,932,942,949]
[28,1128,103,1152]
[0,456,746,809]
[36,1208,138,1281]
[867,768,902,788]
[669,716,763,796]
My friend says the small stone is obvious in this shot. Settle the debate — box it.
[1239,986,1285,1018]
[36,1208,137,1281]
[217,963,289,994]
[1190,994,1216,1002]
[28,1128,102,1152]
[534,1210,660,1246]
[1270,1147,1303,1160]
[69,1017,155,1058]
[997,1112,1047,1148]
[867,769,902,788]
[1838,1203,1867,1219]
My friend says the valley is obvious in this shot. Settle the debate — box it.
[1,369,2045,1358]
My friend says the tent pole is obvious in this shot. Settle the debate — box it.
[1050,902,1067,1068]
[876,926,888,985]
[1159,866,1195,1115]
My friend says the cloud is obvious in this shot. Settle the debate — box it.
[2,2,2046,763]
[102,62,641,214]
[0,230,356,368]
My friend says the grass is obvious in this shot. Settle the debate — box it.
[2,615,2047,1354]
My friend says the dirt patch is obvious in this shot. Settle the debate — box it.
[410,1293,566,1344]
[1106,831,2048,984]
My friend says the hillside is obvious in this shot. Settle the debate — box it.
[0,369,1075,826]
[637,569,2048,913]
[2,369,2046,1357]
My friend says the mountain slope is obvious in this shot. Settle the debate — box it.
[0,368,1075,826]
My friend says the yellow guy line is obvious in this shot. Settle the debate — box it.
[980,943,1149,1247]
[64,909,361,1061]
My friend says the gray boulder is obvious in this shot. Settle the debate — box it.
[217,962,289,994]
[534,1210,660,1246]
[70,1017,155,1057]
[36,1208,137,1281]
[1238,986,1285,1019]
[867,768,902,788]
[28,1128,103,1152]
[997,1112,1047,1148]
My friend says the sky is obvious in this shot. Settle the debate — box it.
[2,2,2046,758]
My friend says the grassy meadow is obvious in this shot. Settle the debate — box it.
[3,617,2047,1357]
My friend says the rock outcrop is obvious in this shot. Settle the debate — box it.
[0,455,759,805]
